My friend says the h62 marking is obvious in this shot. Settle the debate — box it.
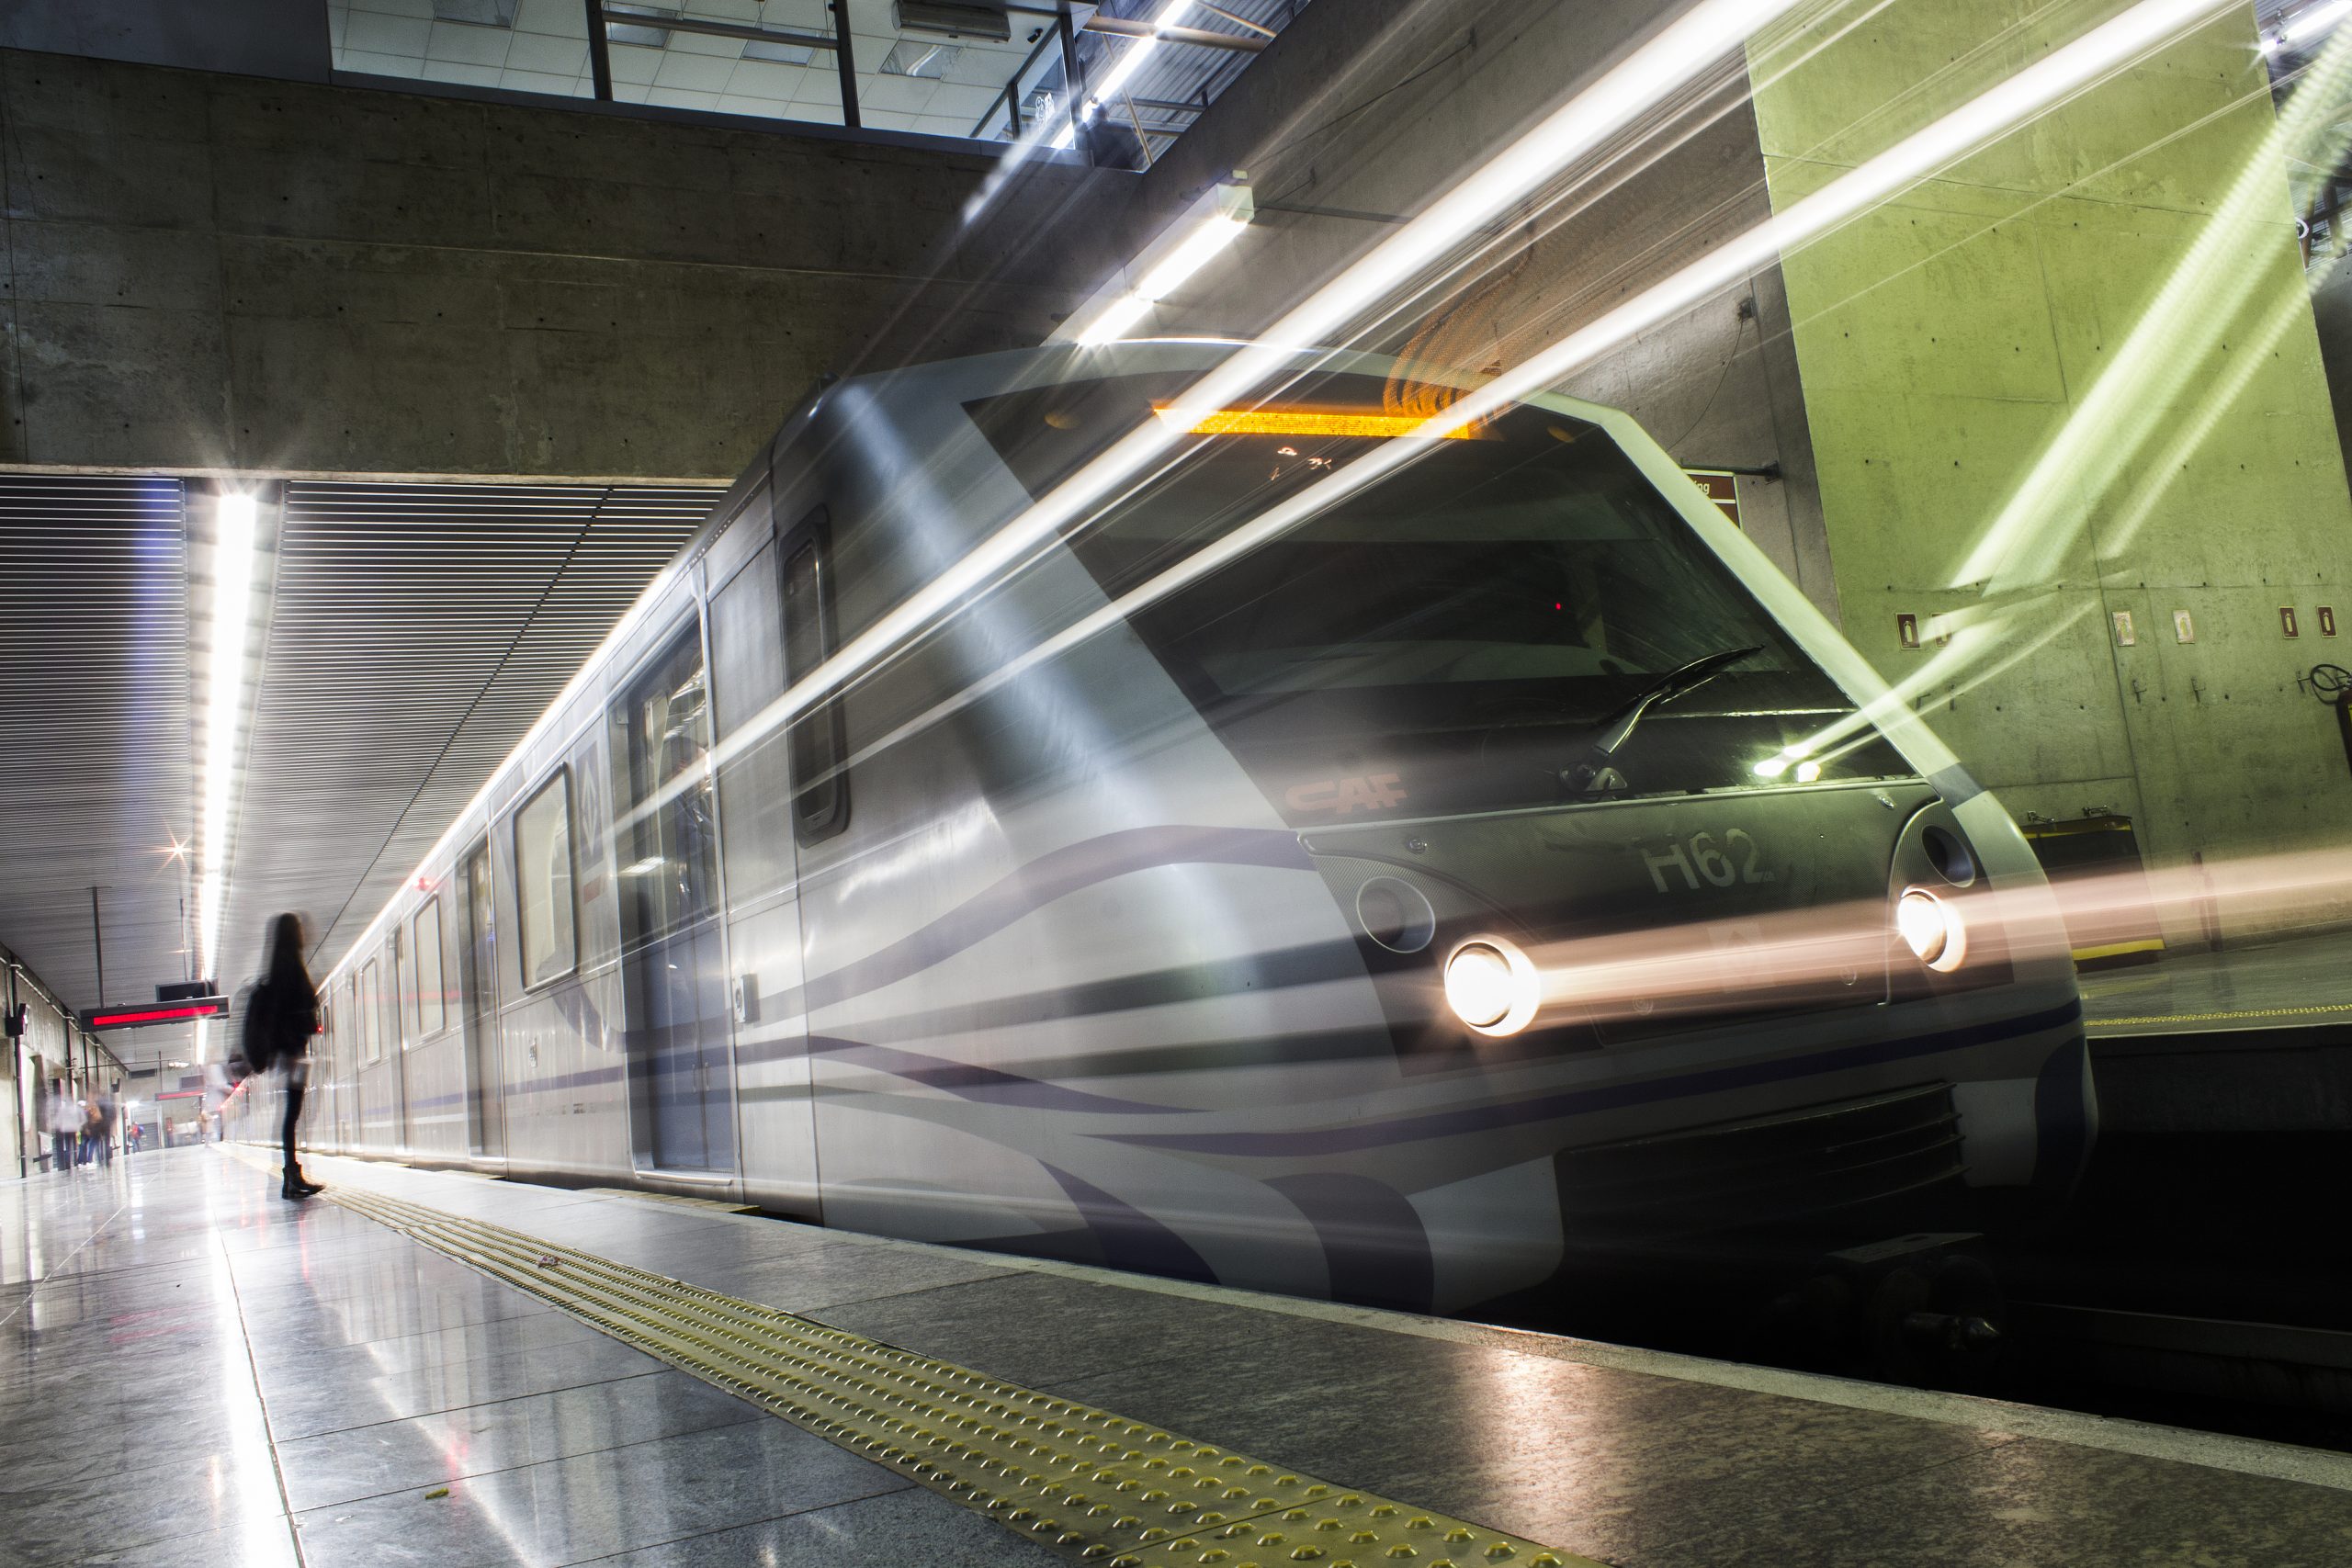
[1644,829,1772,892]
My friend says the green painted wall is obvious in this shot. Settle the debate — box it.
[1749,1,2352,924]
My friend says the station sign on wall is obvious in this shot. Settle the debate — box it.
[1685,470,1741,528]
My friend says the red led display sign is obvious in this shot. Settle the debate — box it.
[84,998,227,1031]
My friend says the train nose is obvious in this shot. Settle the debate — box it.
[1304,783,2009,1059]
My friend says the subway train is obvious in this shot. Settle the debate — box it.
[257,341,2095,1315]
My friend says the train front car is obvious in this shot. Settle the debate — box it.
[793,343,2090,1320]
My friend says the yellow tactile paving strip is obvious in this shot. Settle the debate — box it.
[313,1179,1592,1568]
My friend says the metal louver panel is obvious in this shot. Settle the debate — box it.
[220,482,718,990]
[0,476,193,1021]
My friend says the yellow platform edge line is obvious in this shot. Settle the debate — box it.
[263,1164,1595,1568]
[2086,998,2352,1029]
[2071,939,2165,961]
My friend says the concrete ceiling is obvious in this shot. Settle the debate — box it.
[0,474,717,1060]
[0,476,194,1028]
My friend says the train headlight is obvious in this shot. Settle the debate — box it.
[1896,887,1968,972]
[1443,936,1541,1036]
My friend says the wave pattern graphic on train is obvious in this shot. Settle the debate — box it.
[277,343,2093,1316]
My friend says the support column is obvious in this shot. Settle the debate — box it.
[1747,2,2352,915]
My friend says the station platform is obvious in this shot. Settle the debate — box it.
[7,1149,2352,1568]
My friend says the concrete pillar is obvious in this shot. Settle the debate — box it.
[1748,1,2352,917]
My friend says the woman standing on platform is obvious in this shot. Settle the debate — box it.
[245,913,323,1201]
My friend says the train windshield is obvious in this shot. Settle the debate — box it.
[968,371,1912,822]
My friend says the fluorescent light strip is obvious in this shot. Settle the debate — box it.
[1076,211,1251,344]
[192,491,258,1055]
[198,492,258,987]
[1047,0,1193,152]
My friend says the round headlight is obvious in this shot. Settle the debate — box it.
[1356,876,1437,953]
[1896,887,1968,972]
[1443,936,1541,1036]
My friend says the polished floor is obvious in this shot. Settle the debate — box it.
[0,1147,1049,1567]
[7,1146,2352,1566]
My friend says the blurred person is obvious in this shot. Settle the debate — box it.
[77,1092,99,1166]
[243,912,322,1200]
[46,1079,77,1174]
[95,1083,119,1167]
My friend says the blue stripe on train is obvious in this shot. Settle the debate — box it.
[371,999,2081,1143]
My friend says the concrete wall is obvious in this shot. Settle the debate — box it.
[5,951,107,1176]
[1749,2,2352,908]
[0,0,330,84]
[0,47,1143,481]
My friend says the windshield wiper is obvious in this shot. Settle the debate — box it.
[1587,645,1763,756]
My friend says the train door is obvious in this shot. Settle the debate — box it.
[708,505,822,1214]
[458,839,506,1157]
[613,621,735,1174]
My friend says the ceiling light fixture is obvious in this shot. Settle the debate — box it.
[1050,0,1196,149]
[195,491,260,1049]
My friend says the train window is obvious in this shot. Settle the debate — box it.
[359,960,381,1065]
[611,622,718,947]
[711,536,797,902]
[514,770,578,988]
[412,897,445,1039]
[967,372,1907,817]
[780,508,849,842]
[390,928,407,1053]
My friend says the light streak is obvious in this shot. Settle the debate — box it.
[861,0,2229,793]
[1760,592,2094,776]
[1485,844,2352,1032]
[2285,0,2350,44]
[1950,20,2352,591]
[335,0,2253,1006]
[673,0,1823,812]
[610,0,2225,855]
[341,6,1814,984]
